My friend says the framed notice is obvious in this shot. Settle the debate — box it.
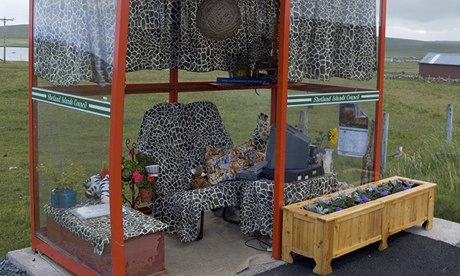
[337,103,369,157]
[337,127,368,157]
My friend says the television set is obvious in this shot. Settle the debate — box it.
[264,124,323,181]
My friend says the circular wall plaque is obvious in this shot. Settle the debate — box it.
[196,0,242,41]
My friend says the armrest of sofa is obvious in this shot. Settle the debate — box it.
[239,174,338,237]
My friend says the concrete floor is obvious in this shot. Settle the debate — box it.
[7,216,460,276]
[7,211,284,276]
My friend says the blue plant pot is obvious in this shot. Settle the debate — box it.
[51,188,77,208]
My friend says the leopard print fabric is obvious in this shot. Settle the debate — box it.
[239,174,339,237]
[252,113,270,152]
[33,0,376,86]
[33,0,277,86]
[137,101,245,241]
[44,202,167,255]
[288,0,377,82]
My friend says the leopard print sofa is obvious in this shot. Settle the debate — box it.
[137,101,246,242]
[239,174,339,237]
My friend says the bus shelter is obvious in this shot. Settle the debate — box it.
[28,0,387,274]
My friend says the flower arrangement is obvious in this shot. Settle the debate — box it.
[303,179,416,215]
[328,128,338,145]
[315,127,338,148]
[121,139,157,207]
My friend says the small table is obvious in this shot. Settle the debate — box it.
[44,202,168,276]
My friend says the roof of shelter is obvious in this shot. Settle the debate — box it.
[419,53,460,66]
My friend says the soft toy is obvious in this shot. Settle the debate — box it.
[84,173,110,203]
[191,165,211,190]
[205,113,269,185]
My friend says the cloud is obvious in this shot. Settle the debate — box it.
[386,0,460,41]
[387,1,460,22]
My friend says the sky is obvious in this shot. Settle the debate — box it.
[2,0,460,42]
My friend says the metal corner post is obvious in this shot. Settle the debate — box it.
[110,0,131,274]
[374,0,387,181]
[272,0,290,260]
[28,0,39,247]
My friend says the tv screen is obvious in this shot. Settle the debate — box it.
[265,124,311,170]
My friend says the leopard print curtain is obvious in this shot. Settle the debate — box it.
[33,0,376,86]
[288,0,377,82]
[34,0,277,86]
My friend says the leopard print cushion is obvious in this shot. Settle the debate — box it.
[239,174,339,237]
[205,142,265,185]
[33,0,376,86]
[44,202,167,255]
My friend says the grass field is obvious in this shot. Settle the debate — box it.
[0,61,459,257]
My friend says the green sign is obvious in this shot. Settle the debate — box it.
[32,88,111,118]
[288,91,380,107]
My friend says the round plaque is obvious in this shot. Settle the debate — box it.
[196,0,242,41]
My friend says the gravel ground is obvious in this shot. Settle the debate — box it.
[0,257,28,276]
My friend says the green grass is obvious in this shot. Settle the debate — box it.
[0,61,459,258]
[0,62,30,255]
[0,24,28,47]
[1,38,28,47]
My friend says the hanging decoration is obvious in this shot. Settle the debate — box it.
[196,0,242,41]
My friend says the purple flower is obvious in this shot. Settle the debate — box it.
[360,196,370,203]
[380,191,390,197]
[402,186,408,190]
[317,198,330,205]
[335,207,344,212]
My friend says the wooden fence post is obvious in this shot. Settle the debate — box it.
[446,104,453,144]
[380,113,389,173]
[297,110,308,133]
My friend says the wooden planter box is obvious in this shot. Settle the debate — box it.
[282,176,436,275]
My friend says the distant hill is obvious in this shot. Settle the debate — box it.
[385,37,460,58]
[0,24,459,59]
[0,24,28,39]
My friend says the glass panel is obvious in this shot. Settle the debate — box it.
[180,89,272,145]
[178,70,230,83]
[34,0,117,86]
[34,92,113,273]
[287,98,377,186]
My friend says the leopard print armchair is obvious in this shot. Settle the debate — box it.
[137,101,244,242]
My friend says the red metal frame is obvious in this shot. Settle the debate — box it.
[32,237,96,275]
[108,0,132,274]
[374,0,387,181]
[28,0,387,271]
[271,0,290,260]
[169,69,179,102]
[28,0,37,247]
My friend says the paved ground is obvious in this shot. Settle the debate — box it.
[6,217,460,275]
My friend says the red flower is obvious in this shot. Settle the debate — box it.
[99,168,109,178]
[147,175,156,182]
[132,171,143,183]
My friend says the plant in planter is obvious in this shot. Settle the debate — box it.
[282,176,436,275]
[304,179,416,215]
[38,161,86,208]
[121,139,158,209]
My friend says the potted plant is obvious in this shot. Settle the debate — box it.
[38,161,86,208]
[121,139,158,209]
